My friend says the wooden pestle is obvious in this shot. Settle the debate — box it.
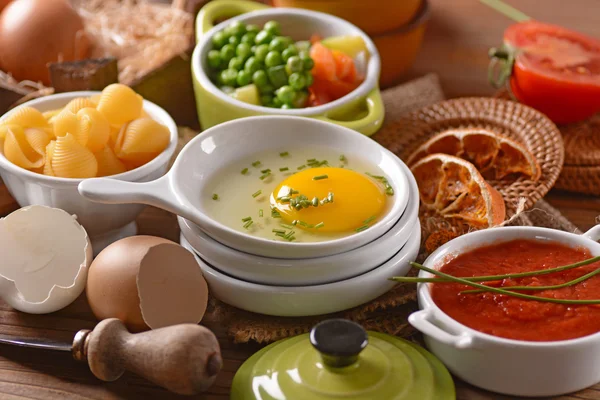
[72,318,222,395]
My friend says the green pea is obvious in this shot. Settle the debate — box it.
[281,103,292,109]
[288,72,306,90]
[255,30,272,45]
[260,94,273,106]
[237,70,252,86]
[260,83,275,94]
[254,44,269,62]
[244,56,263,74]
[229,35,241,47]
[264,21,281,36]
[220,86,235,94]
[267,65,288,89]
[251,45,257,52]
[269,37,287,52]
[276,85,296,105]
[236,43,252,60]
[280,36,293,48]
[282,46,298,62]
[305,72,314,87]
[227,21,246,37]
[292,90,309,108]
[241,32,257,45]
[212,31,228,49]
[272,97,283,108]
[220,69,238,87]
[246,24,260,34]
[286,56,303,74]
[207,50,221,69]
[302,56,315,71]
[295,41,311,52]
[220,44,236,63]
[229,57,244,71]
[265,51,283,67]
[298,50,309,60]
[252,70,269,87]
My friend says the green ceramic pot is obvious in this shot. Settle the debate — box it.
[231,319,455,399]
[191,0,385,136]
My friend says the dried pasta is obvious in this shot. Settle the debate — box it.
[1,83,170,178]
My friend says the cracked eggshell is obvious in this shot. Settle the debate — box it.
[86,236,209,333]
[0,205,92,314]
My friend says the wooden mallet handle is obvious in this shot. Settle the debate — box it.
[72,318,222,395]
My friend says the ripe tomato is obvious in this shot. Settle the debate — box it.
[491,21,600,124]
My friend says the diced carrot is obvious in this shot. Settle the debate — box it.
[312,76,359,100]
[310,34,323,45]
[331,50,358,83]
[310,42,337,81]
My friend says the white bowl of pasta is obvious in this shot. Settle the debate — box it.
[0,90,178,254]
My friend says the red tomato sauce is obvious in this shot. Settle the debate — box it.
[431,239,600,342]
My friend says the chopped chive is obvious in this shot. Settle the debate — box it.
[272,229,286,234]
[320,199,329,205]
[259,172,271,180]
[279,167,289,172]
[212,193,219,200]
[252,161,261,167]
[339,154,347,162]
[313,174,328,180]
[285,230,295,239]
[242,216,252,222]
[315,222,325,229]
[327,192,334,203]
[287,236,296,242]
[278,196,291,203]
[275,232,287,238]
[252,190,262,198]
[241,168,249,175]
[297,220,309,227]
[259,209,263,217]
[261,168,271,173]
[271,211,281,218]
[307,158,317,162]
[356,225,368,232]
[385,185,394,196]
[297,165,306,170]
[312,197,319,207]
[292,220,298,226]
[280,223,294,229]
[243,220,253,229]
[364,216,376,224]
[279,151,289,157]
[290,189,299,194]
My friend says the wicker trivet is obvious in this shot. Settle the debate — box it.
[196,75,578,344]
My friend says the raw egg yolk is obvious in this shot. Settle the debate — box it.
[271,167,386,233]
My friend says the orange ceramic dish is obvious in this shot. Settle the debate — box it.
[272,0,422,36]
[373,0,429,87]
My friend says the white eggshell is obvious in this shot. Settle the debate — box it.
[0,205,92,313]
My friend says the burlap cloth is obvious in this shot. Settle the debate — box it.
[195,74,581,344]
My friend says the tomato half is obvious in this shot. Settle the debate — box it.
[501,21,600,124]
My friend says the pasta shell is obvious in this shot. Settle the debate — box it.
[1,106,47,129]
[108,125,122,149]
[78,108,110,153]
[43,109,62,122]
[53,109,87,146]
[65,98,96,113]
[94,146,127,177]
[89,94,101,105]
[52,133,98,178]
[0,124,20,140]
[24,128,51,158]
[43,141,56,176]
[3,126,45,169]
[97,84,143,126]
[115,118,170,166]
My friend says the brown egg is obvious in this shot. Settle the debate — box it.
[0,0,90,84]
[86,236,209,333]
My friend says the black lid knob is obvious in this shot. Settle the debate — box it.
[309,319,368,368]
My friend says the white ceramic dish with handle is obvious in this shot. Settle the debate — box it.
[79,116,410,259]
[179,174,417,285]
[0,92,178,255]
[410,225,600,397]
[180,221,420,316]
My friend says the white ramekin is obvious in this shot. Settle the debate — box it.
[410,225,600,397]
[0,92,178,254]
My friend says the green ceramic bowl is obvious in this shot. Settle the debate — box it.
[192,0,384,136]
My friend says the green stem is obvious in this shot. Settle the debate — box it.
[462,266,600,294]
[391,256,600,284]
[408,262,600,305]
[480,0,531,22]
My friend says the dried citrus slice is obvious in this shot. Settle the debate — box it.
[407,128,541,181]
[411,154,506,229]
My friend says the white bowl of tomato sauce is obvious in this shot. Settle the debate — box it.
[409,225,600,397]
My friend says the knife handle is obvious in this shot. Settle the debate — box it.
[72,318,222,395]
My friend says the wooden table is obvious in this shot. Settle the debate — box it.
[0,0,599,398]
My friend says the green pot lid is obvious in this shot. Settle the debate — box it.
[231,319,455,400]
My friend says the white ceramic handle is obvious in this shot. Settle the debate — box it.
[409,310,474,349]
[78,176,198,223]
[583,224,600,242]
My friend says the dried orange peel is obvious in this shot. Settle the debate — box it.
[411,154,506,229]
[407,128,541,181]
